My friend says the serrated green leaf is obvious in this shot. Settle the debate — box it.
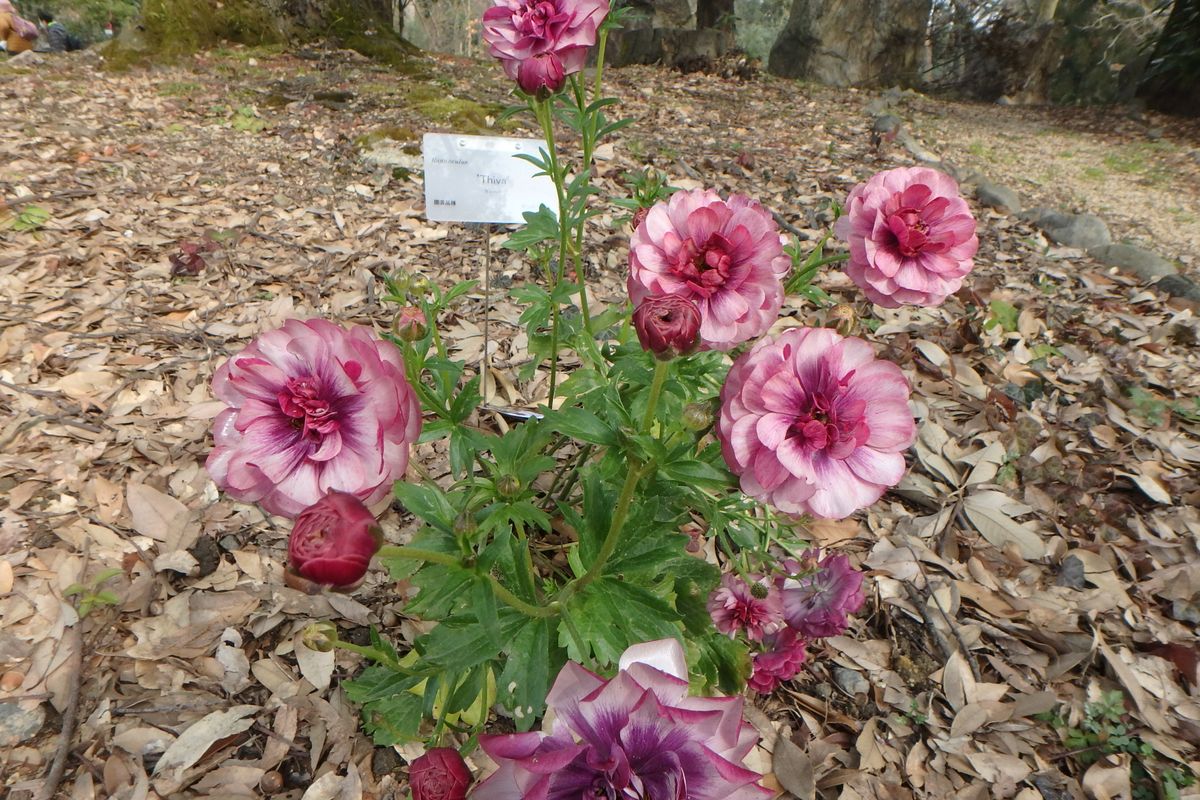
[419,609,526,671]
[394,482,457,531]
[543,406,619,446]
[497,617,560,731]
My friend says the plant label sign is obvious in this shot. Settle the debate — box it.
[423,133,557,224]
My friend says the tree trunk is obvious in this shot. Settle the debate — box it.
[695,0,735,31]
[1139,0,1200,116]
[767,0,932,87]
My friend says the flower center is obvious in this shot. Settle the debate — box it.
[515,0,558,37]
[787,389,868,459]
[278,376,339,443]
[671,233,735,298]
[887,205,931,257]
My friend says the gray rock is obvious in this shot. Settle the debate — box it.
[0,702,45,747]
[1022,208,1111,249]
[975,180,1021,215]
[1087,243,1178,280]
[1156,274,1200,301]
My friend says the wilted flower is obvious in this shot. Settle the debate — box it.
[517,51,566,96]
[707,573,784,642]
[628,188,790,351]
[747,628,807,694]
[206,318,422,518]
[410,747,472,800]
[629,206,650,232]
[481,0,609,92]
[833,166,978,308]
[716,327,915,519]
[778,551,865,639]
[392,305,428,342]
[632,295,702,360]
[473,639,769,800]
[288,492,382,590]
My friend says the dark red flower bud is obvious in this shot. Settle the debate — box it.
[287,491,382,591]
[410,748,472,800]
[517,52,566,97]
[632,296,702,360]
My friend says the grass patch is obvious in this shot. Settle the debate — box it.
[158,80,203,96]
[402,83,507,134]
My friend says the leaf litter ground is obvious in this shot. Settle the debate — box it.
[1,45,1199,800]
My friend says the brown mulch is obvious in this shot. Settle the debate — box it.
[1,44,1199,800]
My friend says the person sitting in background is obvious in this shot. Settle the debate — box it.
[0,0,38,54]
[36,8,66,51]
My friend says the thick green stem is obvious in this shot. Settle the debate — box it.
[592,28,609,102]
[642,359,669,430]
[535,98,570,404]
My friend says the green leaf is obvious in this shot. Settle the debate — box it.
[404,563,475,619]
[561,578,681,667]
[394,482,457,532]
[544,406,619,446]
[985,299,1020,333]
[692,630,750,694]
[497,617,561,731]
[659,458,735,490]
[419,609,526,671]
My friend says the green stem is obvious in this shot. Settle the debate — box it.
[592,28,609,102]
[331,640,405,670]
[560,360,668,599]
[535,98,569,404]
[642,359,669,431]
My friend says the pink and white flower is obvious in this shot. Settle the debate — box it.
[473,639,769,800]
[833,166,978,308]
[716,327,915,519]
[206,319,422,518]
[629,189,790,351]
[778,552,866,639]
[482,0,609,89]
[707,573,784,642]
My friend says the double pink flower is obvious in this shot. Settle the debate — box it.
[482,0,609,95]
[629,189,790,351]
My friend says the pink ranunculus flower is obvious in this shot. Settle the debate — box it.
[481,0,609,89]
[747,628,807,694]
[206,319,422,518]
[410,747,473,800]
[778,552,866,639]
[716,327,915,519]
[628,188,790,351]
[473,639,770,800]
[517,51,566,96]
[707,573,784,642]
[833,166,978,308]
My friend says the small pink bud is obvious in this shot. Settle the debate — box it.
[393,306,428,342]
[632,296,701,360]
[630,206,650,232]
[517,52,566,97]
[287,492,383,591]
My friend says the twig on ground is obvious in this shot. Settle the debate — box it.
[771,210,809,240]
[1,189,96,208]
[34,626,83,800]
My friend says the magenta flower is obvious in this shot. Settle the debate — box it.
[628,188,790,351]
[778,552,866,639]
[707,573,783,642]
[481,0,609,89]
[206,318,422,518]
[410,747,473,800]
[833,166,978,308]
[747,629,807,694]
[517,52,566,96]
[473,639,770,800]
[287,492,382,591]
[716,327,915,519]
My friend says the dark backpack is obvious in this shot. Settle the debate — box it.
[65,32,83,50]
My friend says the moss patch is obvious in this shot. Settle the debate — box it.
[401,83,506,134]
[353,125,419,152]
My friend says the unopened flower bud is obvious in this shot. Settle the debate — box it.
[517,52,566,97]
[496,474,521,499]
[453,513,474,537]
[682,402,713,431]
[828,304,857,336]
[288,492,383,591]
[302,621,339,653]
[632,296,701,361]
[409,275,433,297]
[410,748,472,800]
[392,306,428,342]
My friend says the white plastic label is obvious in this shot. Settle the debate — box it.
[422,133,557,224]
